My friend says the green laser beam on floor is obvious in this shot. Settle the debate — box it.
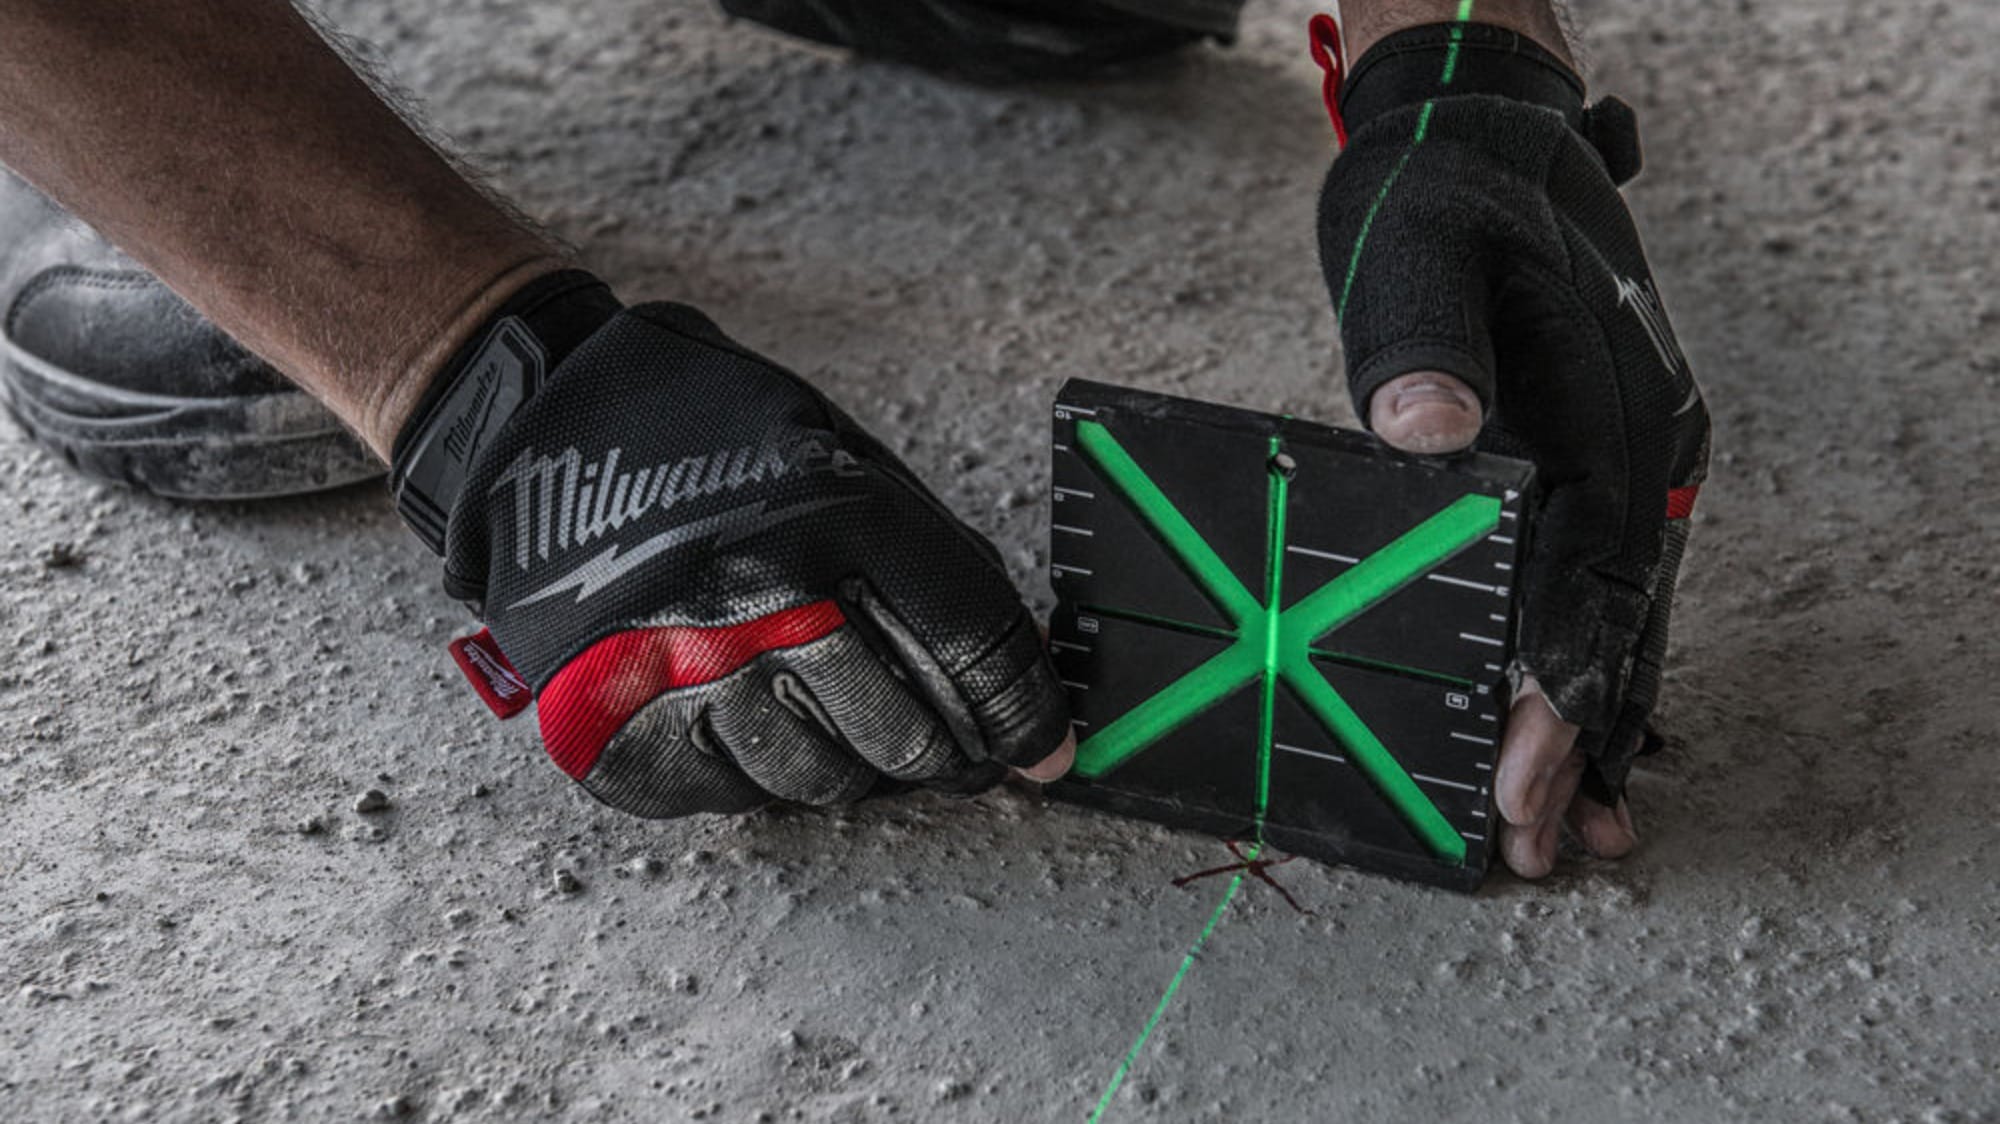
[1069,418,1498,864]
[1083,5,1489,1117]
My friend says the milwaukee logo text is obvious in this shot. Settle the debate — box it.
[441,363,499,463]
[490,437,829,571]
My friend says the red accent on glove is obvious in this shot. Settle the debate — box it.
[1307,14,1348,148]
[1666,485,1700,520]
[535,599,848,780]
[450,628,533,719]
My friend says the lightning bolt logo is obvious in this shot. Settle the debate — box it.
[509,496,865,609]
[1616,275,1701,416]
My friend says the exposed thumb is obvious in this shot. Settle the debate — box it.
[1366,370,1484,454]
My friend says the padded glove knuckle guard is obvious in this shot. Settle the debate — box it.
[1317,24,1711,802]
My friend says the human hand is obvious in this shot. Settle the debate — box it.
[1315,26,1710,877]
[392,275,1074,816]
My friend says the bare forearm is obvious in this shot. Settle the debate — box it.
[1340,1,1574,67]
[0,1,566,456]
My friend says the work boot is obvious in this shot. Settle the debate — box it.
[719,0,1246,82]
[0,169,379,499]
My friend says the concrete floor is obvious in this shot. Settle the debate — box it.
[3,1,1997,1120]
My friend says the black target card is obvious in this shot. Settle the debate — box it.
[1045,379,1534,891]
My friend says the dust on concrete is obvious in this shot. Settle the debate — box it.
[3,1,1997,1120]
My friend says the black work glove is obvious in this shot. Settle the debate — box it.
[1317,24,1710,804]
[390,272,1071,816]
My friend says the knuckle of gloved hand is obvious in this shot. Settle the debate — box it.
[952,620,1071,769]
[577,690,767,819]
[708,693,873,808]
[1522,578,1649,731]
[763,754,875,807]
[767,633,968,782]
[858,710,960,780]
[887,730,966,784]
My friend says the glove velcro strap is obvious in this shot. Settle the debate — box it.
[1338,22,1584,135]
[388,270,621,555]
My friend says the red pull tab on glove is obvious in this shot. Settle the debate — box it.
[450,628,533,719]
[1307,13,1348,148]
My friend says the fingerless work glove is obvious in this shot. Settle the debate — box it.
[391,272,1070,815]
[1317,24,1711,802]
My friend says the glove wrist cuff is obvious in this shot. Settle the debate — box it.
[1340,22,1584,134]
[389,269,622,554]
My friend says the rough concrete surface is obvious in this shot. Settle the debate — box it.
[3,1,1997,1120]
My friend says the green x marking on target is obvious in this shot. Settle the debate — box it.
[1069,419,1500,864]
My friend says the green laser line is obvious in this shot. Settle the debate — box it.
[1089,7,1490,1116]
[1438,10,1472,84]
[1334,0,1476,319]
[1256,438,1287,840]
[1084,869,1250,1124]
[1070,417,1496,1119]
[1069,463,1494,1124]
[1305,647,1476,690]
[1083,445,1289,1123]
[1077,604,1239,644]
[1335,145,1414,319]
[1066,421,1491,850]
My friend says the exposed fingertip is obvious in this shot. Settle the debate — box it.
[1502,822,1555,880]
[1368,371,1483,454]
[1589,799,1639,858]
[1015,729,1075,782]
